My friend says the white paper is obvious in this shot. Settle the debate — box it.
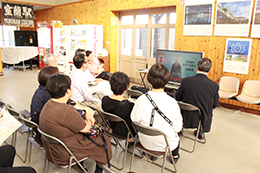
[214,0,254,37]
[223,38,252,74]
[183,0,214,36]
[0,109,22,145]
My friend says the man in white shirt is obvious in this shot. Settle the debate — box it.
[70,54,100,108]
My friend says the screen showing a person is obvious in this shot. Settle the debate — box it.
[156,49,204,85]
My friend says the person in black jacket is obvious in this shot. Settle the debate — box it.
[175,58,219,139]
[101,72,136,138]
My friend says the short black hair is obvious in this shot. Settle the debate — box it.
[86,50,92,57]
[73,54,86,69]
[38,66,59,86]
[109,72,130,95]
[75,49,86,56]
[197,58,212,72]
[147,63,170,89]
[46,74,71,98]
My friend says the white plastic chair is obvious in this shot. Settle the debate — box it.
[218,76,240,98]
[236,80,260,104]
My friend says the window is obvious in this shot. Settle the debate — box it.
[119,7,176,78]
[0,25,19,47]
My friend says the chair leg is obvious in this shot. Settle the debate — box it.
[11,130,29,163]
[180,122,206,153]
[129,136,138,172]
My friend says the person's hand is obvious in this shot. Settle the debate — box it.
[85,112,95,126]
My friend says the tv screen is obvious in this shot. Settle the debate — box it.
[156,49,204,85]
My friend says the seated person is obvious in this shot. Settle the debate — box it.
[70,54,112,109]
[86,50,103,77]
[102,72,136,138]
[39,74,112,173]
[30,66,59,138]
[70,54,100,108]
[131,63,183,163]
[0,145,36,173]
[175,58,219,139]
[43,53,57,67]
[86,50,112,81]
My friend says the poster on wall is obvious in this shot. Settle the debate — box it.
[223,38,252,74]
[214,0,254,37]
[183,0,214,36]
[2,2,34,27]
[251,0,260,38]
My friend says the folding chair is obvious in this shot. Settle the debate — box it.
[126,89,143,99]
[97,110,138,170]
[177,101,206,153]
[129,122,177,173]
[19,116,44,166]
[38,127,88,173]
[5,106,28,163]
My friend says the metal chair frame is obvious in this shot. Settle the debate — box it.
[102,165,119,173]
[97,110,141,170]
[129,122,177,173]
[19,115,44,166]
[5,106,28,163]
[177,101,206,153]
[38,127,88,173]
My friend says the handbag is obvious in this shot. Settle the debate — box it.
[78,109,102,138]
[79,111,110,167]
[145,93,173,127]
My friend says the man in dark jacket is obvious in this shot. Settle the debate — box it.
[175,58,219,139]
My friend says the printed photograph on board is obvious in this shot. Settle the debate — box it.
[184,4,213,25]
[216,1,251,24]
[254,0,260,24]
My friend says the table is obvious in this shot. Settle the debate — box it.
[1,46,38,71]
[136,69,148,87]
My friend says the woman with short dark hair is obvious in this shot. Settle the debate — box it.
[102,72,136,138]
[30,66,59,139]
[131,63,183,163]
[40,74,112,173]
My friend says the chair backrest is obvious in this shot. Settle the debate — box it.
[19,116,38,129]
[37,127,74,157]
[132,122,169,146]
[126,89,143,99]
[99,110,134,138]
[219,76,240,93]
[177,101,201,117]
[6,106,21,120]
[241,80,260,97]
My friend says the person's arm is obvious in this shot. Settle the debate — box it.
[171,102,183,133]
[80,81,99,103]
[175,85,184,101]
[213,85,220,109]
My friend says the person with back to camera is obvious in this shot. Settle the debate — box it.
[131,63,183,163]
[101,72,136,142]
[30,66,59,139]
[175,58,219,139]
[39,74,112,173]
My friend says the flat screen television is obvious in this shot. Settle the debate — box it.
[156,49,204,85]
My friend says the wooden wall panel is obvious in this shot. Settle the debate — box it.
[34,0,260,111]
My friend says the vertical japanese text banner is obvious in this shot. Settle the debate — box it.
[2,2,34,27]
